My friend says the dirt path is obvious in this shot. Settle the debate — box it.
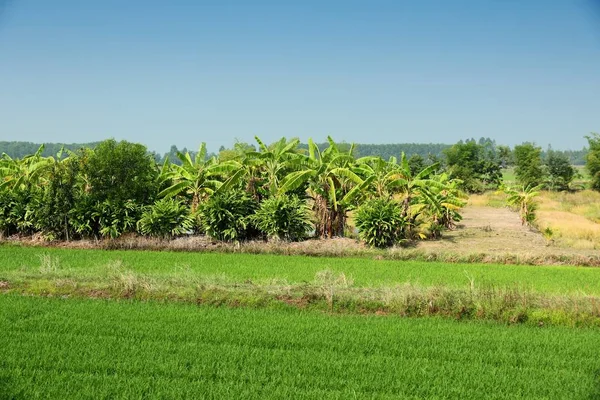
[417,205,551,255]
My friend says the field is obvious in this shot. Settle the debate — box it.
[3,245,600,295]
[469,189,600,250]
[3,233,600,398]
[2,295,600,399]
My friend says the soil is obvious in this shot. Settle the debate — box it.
[416,206,589,257]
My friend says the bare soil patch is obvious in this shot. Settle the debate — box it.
[416,205,593,258]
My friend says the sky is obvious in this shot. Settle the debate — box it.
[1,0,599,153]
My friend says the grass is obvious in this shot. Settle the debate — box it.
[2,246,600,326]
[2,294,600,399]
[2,245,600,295]
[469,189,600,250]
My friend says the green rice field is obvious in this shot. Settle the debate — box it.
[2,294,599,399]
[2,245,600,295]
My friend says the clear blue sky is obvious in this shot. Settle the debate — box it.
[1,0,599,153]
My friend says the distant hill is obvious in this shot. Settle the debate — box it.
[0,141,100,159]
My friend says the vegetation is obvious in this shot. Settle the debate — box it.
[513,142,545,188]
[2,246,600,295]
[444,138,502,193]
[586,133,600,191]
[2,295,599,399]
[355,198,405,248]
[471,189,600,250]
[0,141,100,159]
[504,184,543,226]
[250,195,312,241]
[1,137,467,247]
[137,199,195,239]
[545,149,577,190]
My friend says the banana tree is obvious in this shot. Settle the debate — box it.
[505,183,543,226]
[414,173,467,238]
[279,137,372,238]
[159,143,239,213]
[354,156,402,199]
[0,145,53,191]
[217,136,303,201]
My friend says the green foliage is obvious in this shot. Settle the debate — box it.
[251,195,312,241]
[3,246,600,294]
[505,184,543,226]
[199,190,258,242]
[0,141,99,159]
[585,133,600,191]
[36,156,80,240]
[82,139,158,205]
[407,154,426,176]
[545,150,575,191]
[355,198,405,248]
[444,139,502,193]
[0,190,18,236]
[1,136,469,243]
[513,143,545,188]
[93,200,141,239]
[137,199,194,239]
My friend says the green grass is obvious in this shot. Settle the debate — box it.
[1,294,599,399]
[2,244,600,295]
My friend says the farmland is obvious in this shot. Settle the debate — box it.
[3,245,600,295]
[2,138,600,398]
[2,294,600,399]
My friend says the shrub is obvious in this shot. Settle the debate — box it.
[198,190,258,242]
[355,199,405,248]
[251,195,312,241]
[137,199,194,239]
[86,199,141,239]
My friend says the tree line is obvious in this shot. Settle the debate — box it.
[0,137,466,247]
[2,134,598,248]
[1,139,589,166]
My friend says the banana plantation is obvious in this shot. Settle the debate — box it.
[0,137,466,248]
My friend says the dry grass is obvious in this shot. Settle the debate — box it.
[468,190,600,250]
[468,192,507,208]
[535,191,600,249]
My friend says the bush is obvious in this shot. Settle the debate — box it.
[251,195,312,241]
[82,139,158,205]
[137,199,194,239]
[198,190,258,242]
[355,199,405,248]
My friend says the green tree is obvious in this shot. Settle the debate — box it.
[545,149,575,191]
[513,143,545,188]
[82,139,159,205]
[444,140,501,193]
[36,151,81,240]
[585,133,600,191]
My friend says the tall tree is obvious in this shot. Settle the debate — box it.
[444,140,501,193]
[545,149,575,191]
[513,143,545,188]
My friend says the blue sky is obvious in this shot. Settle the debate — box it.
[1,0,599,153]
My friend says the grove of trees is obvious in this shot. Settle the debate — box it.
[0,137,466,248]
